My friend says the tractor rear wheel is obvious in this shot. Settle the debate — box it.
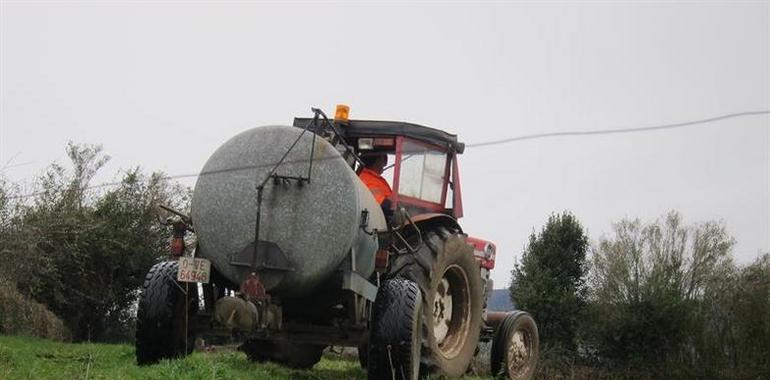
[367,278,423,380]
[490,311,539,380]
[391,227,483,377]
[135,261,198,365]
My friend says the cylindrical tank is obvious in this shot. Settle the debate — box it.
[191,125,386,298]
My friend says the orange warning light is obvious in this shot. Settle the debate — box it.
[335,104,350,121]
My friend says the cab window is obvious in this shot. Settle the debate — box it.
[397,139,447,204]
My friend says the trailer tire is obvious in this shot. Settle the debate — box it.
[391,227,483,377]
[490,311,539,380]
[367,278,423,380]
[135,261,198,365]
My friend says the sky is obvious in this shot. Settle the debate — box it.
[1,1,768,287]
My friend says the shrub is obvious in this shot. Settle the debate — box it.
[1,143,190,342]
[0,280,70,341]
[511,211,589,353]
[586,211,736,375]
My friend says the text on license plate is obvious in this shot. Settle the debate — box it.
[177,257,211,283]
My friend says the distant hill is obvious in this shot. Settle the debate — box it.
[487,289,516,311]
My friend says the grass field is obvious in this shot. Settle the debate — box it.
[0,335,494,380]
[0,335,367,380]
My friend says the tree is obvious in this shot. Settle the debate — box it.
[510,211,589,353]
[586,211,736,375]
[1,142,190,341]
[714,253,770,377]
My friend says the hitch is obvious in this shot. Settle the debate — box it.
[158,204,193,230]
[157,204,193,257]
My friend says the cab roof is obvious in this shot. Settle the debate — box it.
[293,118,465,154]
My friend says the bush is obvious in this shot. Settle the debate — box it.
[0,280,70,341]
[585,211,737,375]
[0,142,190,342]
[701,254,770,378]
[510,211,589,353]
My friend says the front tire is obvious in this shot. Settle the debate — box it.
[490,311,539,380]
[135,261,198,365]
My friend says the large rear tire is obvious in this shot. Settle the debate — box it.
[490,311,539,380]
[135,261,198,365]
[367,278,423,380]
[390,227,483,377]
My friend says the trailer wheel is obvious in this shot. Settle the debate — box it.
[490,311,539,380]
[391,227,483,377]
[135,261,198,365]
[367,278,423,380]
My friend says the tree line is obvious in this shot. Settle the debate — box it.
[0,143,188,342]
[512,212,769,379]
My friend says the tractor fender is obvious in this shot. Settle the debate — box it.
[385,213,464,288]
[407,213,463,234]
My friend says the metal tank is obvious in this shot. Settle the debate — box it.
[191,125,386,298]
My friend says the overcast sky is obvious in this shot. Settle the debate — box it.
[1,1,768,286]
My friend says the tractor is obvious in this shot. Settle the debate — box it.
[135,105,539,379]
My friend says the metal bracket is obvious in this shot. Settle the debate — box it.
[342,271,378,302]
[230,241,294,272]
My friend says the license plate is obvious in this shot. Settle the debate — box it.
[177,257,211,284]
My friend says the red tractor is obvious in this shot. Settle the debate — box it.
[135,106,539,379]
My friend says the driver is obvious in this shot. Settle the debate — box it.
[358,153,392,205]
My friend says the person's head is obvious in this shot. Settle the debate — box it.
[362,153,388,174]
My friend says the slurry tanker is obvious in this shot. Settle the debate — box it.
[135,106,539,380]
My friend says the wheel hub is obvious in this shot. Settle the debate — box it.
[433,278,453,344]
[507,329,532,375]
[431,264,472,359]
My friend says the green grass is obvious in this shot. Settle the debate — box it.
[0,335,493,380]
[0,335,368,380]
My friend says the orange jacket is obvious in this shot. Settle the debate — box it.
[359,168,393,204]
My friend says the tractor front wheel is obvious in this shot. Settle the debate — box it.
[490,311,539,380]
[135,261,198,365]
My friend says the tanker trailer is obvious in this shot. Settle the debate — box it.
[135,107,539,380]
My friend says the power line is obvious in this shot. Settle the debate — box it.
[467,110,770,147]
[4,110,769,200]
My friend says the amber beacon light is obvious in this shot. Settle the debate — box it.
[335,104,350,121]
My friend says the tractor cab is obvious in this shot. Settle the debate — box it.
[293,107,465,220]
